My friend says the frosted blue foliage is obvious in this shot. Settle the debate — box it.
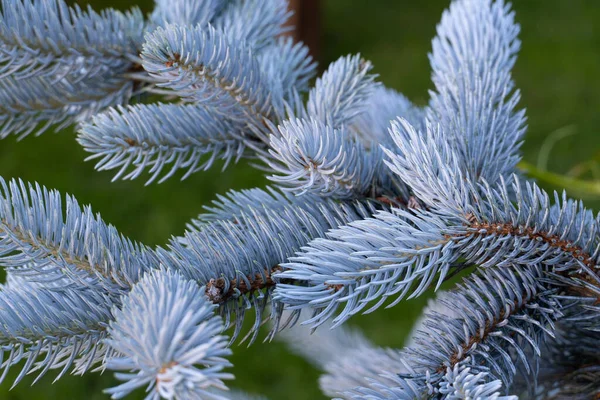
[165,188,379,282]
[77,103,247,184]
[257,36,316,100]
[350,86,425,148]
[306,54,378,128]
[105,269,233,400]
[344,267,560,399]
[80,4,312,183]
[0,278,116,386]
[0,177,156,291]
[157,188,380,342]
[274,173,600,328]
[197,186,298,223]
[0,0,146,138]
[0,72,135,139]
[0,0,599,398]
[151,0,220,26]
[0,0,145,80]
[459,178,600,273]
[274,207,460,327]
[278,310,407,398]
[141,23,284,122]
[404,266,561,395]
[384,118,473,212]
[403,291,460,348]
[438,364,517,400]
[267,118,393,198]
[215,0,291,49]
[427,0,526,183]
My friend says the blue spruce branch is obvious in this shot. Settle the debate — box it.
[0,0,598,398]
[0,0,145,80]
[141,24,283,121]
[215,0,291,50]
[156,187,382,342]
[151,0,222,27]
[0,276,117,386]
[0,0,148,138]
[0,177,156,292]
[105,269,233,399]
[427,0,526,184]
[77,103,249,184]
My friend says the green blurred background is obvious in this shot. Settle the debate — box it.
[1,0,600,398]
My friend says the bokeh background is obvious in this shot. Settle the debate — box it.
[1,0,599,398]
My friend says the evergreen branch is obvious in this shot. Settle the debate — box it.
[350,86,425,149]
[0,177,155,291]
[437,365,518,400]
[0,0,596,398]
[258,36,317,100]
[0,278,116,387]
[343,266,559,399]
[0,0,148,139]
[339,372,425,400]
[105,269,233,400]
[273,208,460,328]
[0,0,145,81]
[386,117,600,287]
[156,188,381,342]
[151,0,220,26]
[0,73,135,139]
[306,54,379,128]
[77,103,248,184]
[78,23,316,183]
[215,0,291,49]
[345,361,517,399]
[141,24,283,123]
[267,118,400,198]
[274,173,600,328]
[197,186,298,223]
[387,117,600,279]
[427,0,526,183]
[402,266,561,395]
[454,176,600,294]
[383,118,473,213]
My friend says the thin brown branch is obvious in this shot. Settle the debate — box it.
[205,266,282,304]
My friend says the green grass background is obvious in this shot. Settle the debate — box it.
[1,0,599,398]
